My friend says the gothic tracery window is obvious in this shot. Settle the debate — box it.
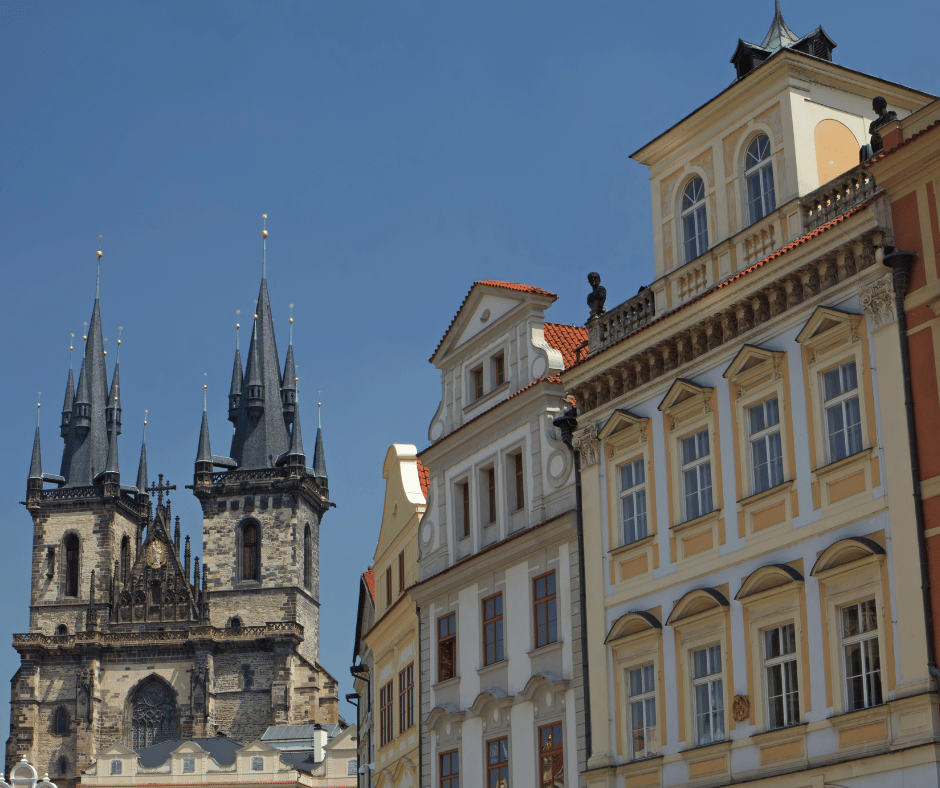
[65,534,79,597]
[121,535,130,585]
[130,679,177,749]
[242,522,259,582]
[303,524,312,591]
[54,706,69,735]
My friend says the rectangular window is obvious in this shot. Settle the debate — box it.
[440,750,459,788]
[473,367,484,401]
[110,761,122,776]
[487,467,496,524]
[842,600,882,711]
[251,757,264,772]
[628,663,657,759]
[533,571,557,649]
[487,737,509,788]
[438,613,457,682]
[182,758,195,774]
[538,722,564,787]
[459,482,470,539]
[398,550,405,592]
[824,361,863,462]
[379,680,394,747]
[385,566,392,608]
[483,593,504,665]
[692,644,724,745]
[399,662,415,732]
[750,397,783,493]
[493,353,505,387]
[513,452,525,512]
[682,429,713,521]
[347,759,357,776]
[619,458,648,545]
[764,623,799,729]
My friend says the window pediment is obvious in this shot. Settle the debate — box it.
[518,672,569,702]
[723,344,784,384]
[735,564,803,601]
[796,307,862,356]
[598,409,650,448]
[658,379,714,419]
[425,703,466,733]
[605,610,662,644]
[811,536,885,577]
[666,588,729,626]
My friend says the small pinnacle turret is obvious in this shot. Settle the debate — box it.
[286,395,305,466]
[196,410,212,464]
[313,426,327,482]
[106,358,122,436]
[28,422,42,481]
[136,418,149,496]
[60,367,74,439]
[228,348,243,423]
[281,344,297,426]
[104,413,120,478]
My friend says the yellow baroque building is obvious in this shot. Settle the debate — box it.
[561,7,940,788]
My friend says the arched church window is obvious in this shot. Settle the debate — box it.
[746,134,776,223]
[130,678,178,749]
[242,522,260,582]
[56,624,68,636]
[681,176,708,263]
[56,757,68,775]
[65,535,79,597]
[303,524,312,591]
[121,535,130,584]
[54,706,69,735]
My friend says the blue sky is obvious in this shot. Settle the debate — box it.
[0,0,937,737]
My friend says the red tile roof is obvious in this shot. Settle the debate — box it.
[869,118,940,165]
[416,459,430,498]
[544,322,589,369]
[362,570,375,602]
[567,197,877,371]
[431,281,559,362]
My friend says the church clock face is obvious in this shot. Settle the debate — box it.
[146,540,167,568]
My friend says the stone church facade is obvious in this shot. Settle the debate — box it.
[7,233,339,785]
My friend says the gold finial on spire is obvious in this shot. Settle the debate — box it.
[318,391,322,428]
[236,310,241,351]
[289,303,294,344]
[37,392,41,426]
[262,214,268,278]
[103,338,108,357]
[83,322,88,342]
[143,409,148,440]
[95,235,103,299]
[69,333,74,368]
[116,326,123,359]
[203,373,208,411]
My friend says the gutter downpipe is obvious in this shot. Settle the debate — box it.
[344,691,360,787]
[417,604,423,788]
[883,249,940,683]
[349,665,371,788]
[553,404,593,766]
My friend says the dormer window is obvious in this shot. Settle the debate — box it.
[681,177,708,263]
[745,134,776,224]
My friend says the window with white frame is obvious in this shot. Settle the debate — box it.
[182,758,195,774]
[841,599,883,711]
[682,429,713,521]
[619,458,648,545]
[764,623,799,729]
[750,397,783,493]
[628,664,657,759]
[682,177,708,263]
[824,361,863,462]
[692,645,724,745]
[745,134,776,224]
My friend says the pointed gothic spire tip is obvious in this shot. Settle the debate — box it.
[95,236,103,299]
[261,214,268,279]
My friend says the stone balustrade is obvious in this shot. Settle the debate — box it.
[801,164,877,232]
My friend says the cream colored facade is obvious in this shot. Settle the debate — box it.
[563,17,940,788]
[362,445,426,788]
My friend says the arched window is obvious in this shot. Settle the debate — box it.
[65,535,79,597]
[746,134,776,223]
[121,535,130,585]
[129,677,178,749]
[56,757,68,776]
[242,522,259,582]
[54,706,69,736]
[681,177,708,263]
[303,524,312,591]
[230,617,242,630]
[56,624,68,636]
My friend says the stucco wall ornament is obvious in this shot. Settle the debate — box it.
[861,273,897,330]
[732,694,750,722]
[572,423,601,468]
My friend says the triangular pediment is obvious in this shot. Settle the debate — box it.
[658,378,713,413]
[598,409,649,441]
[99,743,136,757]
[724,345,784,380]
[796,306,861,347]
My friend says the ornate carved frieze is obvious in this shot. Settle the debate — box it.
[572,423,601,468]
[861,274,897,330]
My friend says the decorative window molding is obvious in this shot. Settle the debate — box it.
[681,176,709,264]
[745,133,777,225]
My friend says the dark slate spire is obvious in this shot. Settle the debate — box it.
[60,295,110,486]
[228,229,290,469]
[28,420,42,480]
[228,347,243,424]
[197,410,212,463]
[60,367,74,439]
[761,0,799,52]
[106,353,122,437]
[136,417,149,494]
[104,412,120,476]
[281,343,297,426]
[313,426,327,481]
[287,398,305,463]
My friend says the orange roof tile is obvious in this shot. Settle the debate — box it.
[544,322,589,369]
[567,197,877,371]
[362,570,375,602]
[431,281,558,362]
[416,458,430,498]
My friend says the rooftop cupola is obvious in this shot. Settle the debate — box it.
[281,311,297,426]
[228,314,243,424]
[60,341,75,439]
[105,328,123,436]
